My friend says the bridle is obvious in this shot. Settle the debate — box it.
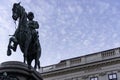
[12,4,20,29]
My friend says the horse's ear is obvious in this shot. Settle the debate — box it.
[18,2,21,5]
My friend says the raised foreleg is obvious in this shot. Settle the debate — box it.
[7,36,18,56]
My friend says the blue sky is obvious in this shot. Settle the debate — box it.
[0,0,120,66]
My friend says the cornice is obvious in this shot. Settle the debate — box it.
[41,56,120,78]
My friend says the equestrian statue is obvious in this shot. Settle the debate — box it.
[7,2,41,69]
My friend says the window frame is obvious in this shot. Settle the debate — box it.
[90,76,98,80]
[108,73,117,80]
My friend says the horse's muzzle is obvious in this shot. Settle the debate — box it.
[12,14,18,21]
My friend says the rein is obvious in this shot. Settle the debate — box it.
[14,20,17,29]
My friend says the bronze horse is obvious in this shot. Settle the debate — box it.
[7,2,41,69]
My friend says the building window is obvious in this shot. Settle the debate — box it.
[90,77,98,80]
[108,73,117,80]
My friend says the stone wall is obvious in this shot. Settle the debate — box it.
[0,61,43,80]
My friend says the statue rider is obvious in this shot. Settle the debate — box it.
[27,12,39,42]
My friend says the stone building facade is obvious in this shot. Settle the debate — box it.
[40,47,120,80]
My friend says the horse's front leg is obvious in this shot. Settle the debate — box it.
[7,37,18,56]
[12,42,18,52]
[7,37,13,56]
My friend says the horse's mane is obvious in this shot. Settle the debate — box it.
[15,4,27,29]
[20,6,25,12]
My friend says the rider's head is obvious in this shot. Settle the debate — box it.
[27,12,34,20]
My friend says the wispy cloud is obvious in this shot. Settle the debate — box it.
[0,0,120,66]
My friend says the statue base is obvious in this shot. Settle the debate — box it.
[0,61,43,80]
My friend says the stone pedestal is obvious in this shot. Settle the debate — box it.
[0,61,43,80]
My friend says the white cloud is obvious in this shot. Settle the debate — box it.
[98,1,110,14]
[0,0,120,67]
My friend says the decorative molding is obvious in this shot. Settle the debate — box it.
[82,75,89,79]
[84,67,102,73]
[99,72,106,76]
[117,69,120,73]
[0,72,19,80]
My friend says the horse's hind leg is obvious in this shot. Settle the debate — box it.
[34,58,37,69]
[34,56,40,69]
[23,55,26,63]
[24,36,31,63]
[38,60,40,69]
[27,57,32,69]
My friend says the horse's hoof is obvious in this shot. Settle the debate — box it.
[38,66,41,69]
[34,66,37,69]
[28,65,32,70]
[7,49,11,56]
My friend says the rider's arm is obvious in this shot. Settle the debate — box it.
[34,21,39,29]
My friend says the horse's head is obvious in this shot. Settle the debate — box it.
[12,2,21,21]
